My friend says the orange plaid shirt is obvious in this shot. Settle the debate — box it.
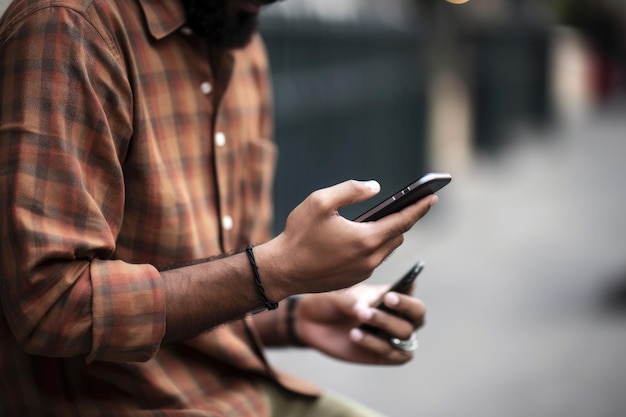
[0,0,314,415]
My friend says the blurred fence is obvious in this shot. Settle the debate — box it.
[465,23,552,151]
[260,18,428,230]
[260,8,554,231]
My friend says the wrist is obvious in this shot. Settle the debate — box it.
[286,296,307,347]
[253,238,293,301]
[245,245,278,311]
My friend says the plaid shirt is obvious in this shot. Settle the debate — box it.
[0,0,316,415]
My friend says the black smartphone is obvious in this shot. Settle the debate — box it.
[352,173,451,222]
[359,261,425,336]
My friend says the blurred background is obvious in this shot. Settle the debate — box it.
[256,1,626,416]
[2,0,625,415]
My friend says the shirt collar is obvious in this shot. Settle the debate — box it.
[137,0,186,40]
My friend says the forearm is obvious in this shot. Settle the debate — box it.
[162,179,439,343]
[161,245,292,343]
[2,244,288,359]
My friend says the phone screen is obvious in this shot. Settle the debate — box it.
[353,173,451,222]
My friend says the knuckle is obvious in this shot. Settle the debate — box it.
[415,299,427,316]
[345,179,363,193]
[361,258,379,276]
[398,204,427,231]
[307,190,330,212]
[400,215,416,233]
[386,235,404,253]
[352,234,378,254]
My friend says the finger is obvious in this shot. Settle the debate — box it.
[373,194,438,238]
[384,292,425,319]
[360,311,415,341]
[358,295,425,340]
[310,179,381,213]
[350,328,414,364]
[382,292,426,330]
[371,234,406,268]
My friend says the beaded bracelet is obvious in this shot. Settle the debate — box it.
[286,296,306,347]
[245,244,278,311]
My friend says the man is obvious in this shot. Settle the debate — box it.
[0,0,438,415]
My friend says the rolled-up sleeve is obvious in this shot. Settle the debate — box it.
[89,260,165,363]
[0,6,166,362]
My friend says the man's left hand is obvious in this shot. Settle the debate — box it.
[294,285,426,365]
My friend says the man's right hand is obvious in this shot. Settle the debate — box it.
[255,180,438,300]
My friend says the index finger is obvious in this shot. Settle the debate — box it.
[369,194,438,238]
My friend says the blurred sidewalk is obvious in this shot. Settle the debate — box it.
[267,103,626,417]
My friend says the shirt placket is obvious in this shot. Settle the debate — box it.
[208,52,239,253]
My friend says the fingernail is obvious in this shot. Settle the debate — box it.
[429,195,439,207]
[384,292,400,306]
[365,180,380,192]
[350,328,364,342]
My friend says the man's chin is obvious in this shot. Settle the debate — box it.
[217,16,259,48]
[182,2,259,49]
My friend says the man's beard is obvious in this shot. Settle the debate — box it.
[181,0,260,49]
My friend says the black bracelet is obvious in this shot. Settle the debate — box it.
[286,296,306,347]
[245,244,278,311]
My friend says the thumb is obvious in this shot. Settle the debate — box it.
[323,179,381,211]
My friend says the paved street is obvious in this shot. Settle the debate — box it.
[267,104,626,417]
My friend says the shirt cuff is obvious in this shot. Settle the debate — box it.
[87,259,166,363]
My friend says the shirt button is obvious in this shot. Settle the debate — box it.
[222,215,233,231]
[200,81,212,95]
[215,131,226,147]
[181,26,193,36]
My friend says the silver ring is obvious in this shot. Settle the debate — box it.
[389,331,419,352]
